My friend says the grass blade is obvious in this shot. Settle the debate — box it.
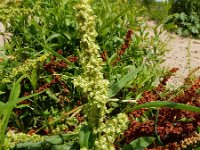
[131,101,200,113]
[100,4,133,32]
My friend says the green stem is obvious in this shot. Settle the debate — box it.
[35,106,83,133]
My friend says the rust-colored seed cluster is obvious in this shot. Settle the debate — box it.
[100,29,133,63]
[22,50,73,100]
[123,68,200,149]
[67,56,78,63]
[36,50,69,93]
[113,29,133,65]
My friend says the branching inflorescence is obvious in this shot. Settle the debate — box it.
[73,0,128,149]
[73,0,109,129]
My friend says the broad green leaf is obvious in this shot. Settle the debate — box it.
[131,101,200,113]
[195,147,200,150]
[164,22,177,30]
[63,32,71,40]
[45,135,64,145]
[0,102,6,117]
[122,136,155,150]
[79,125,92,149]
[108,65,143,98]
[0,101,5,108]
[14,134,79,149]
[51,142,77,150]
[108,53,118,65]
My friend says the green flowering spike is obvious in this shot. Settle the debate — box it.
[74,1,129,149]
[73,0,109,128]
[95,113,129,150]
[3,131,44,149]
[1,53,50,84]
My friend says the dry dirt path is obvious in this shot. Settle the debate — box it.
[146,21,200,88]
[163,33,200,87]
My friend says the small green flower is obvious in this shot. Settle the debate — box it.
[74,1,129,149]
[74,0,109,128]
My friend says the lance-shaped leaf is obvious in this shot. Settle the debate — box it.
[108,65,143,98]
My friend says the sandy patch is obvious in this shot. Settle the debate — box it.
[0,22,5,47]
[146,21,200,87]
[163,34,200,87]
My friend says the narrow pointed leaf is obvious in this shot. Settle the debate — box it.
[79,125,92,149]
[108,65,143,98]
[46,33,61,42]
[131,101,200,113]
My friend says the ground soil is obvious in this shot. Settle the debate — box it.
[163,33,200,87]
[146,21,200,88]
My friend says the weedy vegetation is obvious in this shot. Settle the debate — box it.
[0,0,200,150]
[166,0,200,38]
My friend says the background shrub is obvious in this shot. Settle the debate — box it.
[167,0,200,37]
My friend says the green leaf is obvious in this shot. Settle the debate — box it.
[131,101,200,113]
[14,133,78,149]
[0,102,6,117]
[26,31,73,66]
[0,91,5,95]
[13,90,46,106]
[108,65,143,98]
[8,76,25,103]
[45,135,64,145]
[14,141,47,149]
[100,4,133,32]
[164,22,177,30]
[15,104,33,109]
[30,68,37,91]
[0,101,5,108]
[79,125,93,149]
[122,136,155,150]
[46,90,60,102]
[179,12,187,21]
[51,142,77,150]
[46,33,61,42]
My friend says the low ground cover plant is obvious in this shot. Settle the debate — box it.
[141,0,200,38]
[0,0,200,149]
[167,0,200,37]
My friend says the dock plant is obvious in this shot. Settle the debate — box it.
[73,0,128,149]
[1,0,200,150]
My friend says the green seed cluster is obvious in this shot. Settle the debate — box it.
[3,131,44,149]
[95,113,128,150]
[74,1,129,149]
[1,53,50,83]
[73,0,109,128]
